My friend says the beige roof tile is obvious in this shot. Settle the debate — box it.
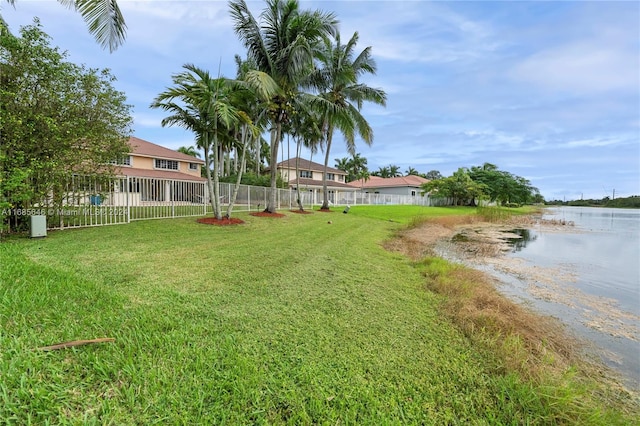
[275,157,344,175]
[347,175,429,188]
[128,136,204,164]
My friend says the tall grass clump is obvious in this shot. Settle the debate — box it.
[476,205,541,222]
[476,205,514,222]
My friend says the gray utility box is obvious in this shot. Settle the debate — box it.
[30,215,47,238]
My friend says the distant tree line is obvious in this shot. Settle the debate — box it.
[334,154,541,207]
[545,196,640,208]
[334,154,442,182]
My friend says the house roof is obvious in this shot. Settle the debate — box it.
[288,178,356,190]
[347,175,429,189]
[128,136,205,164]
[116,167,206,182]
[275,157,345,175]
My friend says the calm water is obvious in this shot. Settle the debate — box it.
[500,207,640,389]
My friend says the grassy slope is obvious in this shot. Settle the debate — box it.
[0,206,634,424]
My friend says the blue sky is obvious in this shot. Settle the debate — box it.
[3,0,639,200]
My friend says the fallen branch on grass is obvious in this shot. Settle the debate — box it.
[38,338,115,351]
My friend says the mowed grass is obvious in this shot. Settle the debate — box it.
[0,206,635,424]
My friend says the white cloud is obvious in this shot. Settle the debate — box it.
[565,136,631,148]
[510,42,638,94]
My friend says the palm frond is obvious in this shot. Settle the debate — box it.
[71,0,127,52]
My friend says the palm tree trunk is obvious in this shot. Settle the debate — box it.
[320,126,333,210]
[226,124,249,218]
[255,135,261,174]
[203,137,217,217]
[295,137,303,211]
[265,123,281,213]
[212,130,222,219]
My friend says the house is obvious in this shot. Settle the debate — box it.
[276,157,356,205]
[109,136,206,205]
[347,175,429,197]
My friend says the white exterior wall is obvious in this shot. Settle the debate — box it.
[364,186,422,197]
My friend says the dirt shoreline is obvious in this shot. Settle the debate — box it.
[391,216,639,342]
[386,214,640,396]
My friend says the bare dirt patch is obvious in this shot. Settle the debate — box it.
[289,209,313,214]
[197,217,245,226]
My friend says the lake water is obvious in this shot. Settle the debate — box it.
[496,207,640,390]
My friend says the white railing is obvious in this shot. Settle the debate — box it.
[33,175,440,230]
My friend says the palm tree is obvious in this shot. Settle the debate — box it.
[373,166,390,178]
[289,107,322,210]
[151,64,243,220]
[224,57,276,218]
[4,0,126,52]
[152,63,276,219]
[334,157,350,173]
[229,0,337,213]
[177,146,201,158]
[346,152,368,182]
[310,31,386,210]
[388,164,401,177]
[405,166,419,176]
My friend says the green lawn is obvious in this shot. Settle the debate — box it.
[0,206,635,424]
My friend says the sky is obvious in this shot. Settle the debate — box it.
[3,0,639,201]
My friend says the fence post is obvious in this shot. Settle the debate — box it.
[171,180,175,218]
[126,176,130,223]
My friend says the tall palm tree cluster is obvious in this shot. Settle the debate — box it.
[155,0,386,215]
[8,0,386,216]
[228,0,386,212]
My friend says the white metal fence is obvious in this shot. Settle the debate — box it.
[17,175,441,230]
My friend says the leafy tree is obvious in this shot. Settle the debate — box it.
[230,0,337,213]
[424,170,442,180]
[421,168,486,206]
[3,0,126,52]
[468,162,539,206]
[311,31,386,210]
[1,22,132,231]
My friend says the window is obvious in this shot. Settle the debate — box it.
[338,175,344,182]
[300,170,312,178]
[110,155,131,166]
[326,173,335,181]
[411,190,416,196]
[155,159,179,170]
[189,163,198,170]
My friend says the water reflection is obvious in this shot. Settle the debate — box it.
[505,228,537,252]
[506,207,640,387]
